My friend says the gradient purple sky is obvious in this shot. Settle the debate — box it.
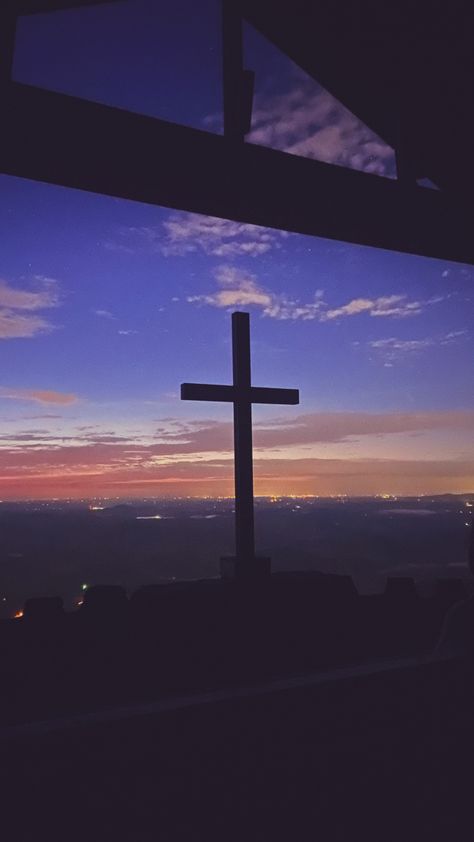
[0,0,473,498]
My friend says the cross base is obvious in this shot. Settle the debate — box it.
[220,555,272,580]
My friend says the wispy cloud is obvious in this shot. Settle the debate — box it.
[106,213,287,259]
[258,410,474,446]
[188,265,273,309]
[0,276,60,339]
[0,311,56,339]
[0,388,78,405]
[249,82,395,176]
[188,265,325,319]
[202,78,396,177]
[93,309,115,320]
[441,330,469,343]
[0,276,59,311]
[21,414,65,420]
[370,337,435,354]
[1,411,472,498]
[187,265,444,322]
[323,295,442,320]
[4,410,471,459]
[370,330,468,361]
[160,214,283,257]
[152,411,474,452]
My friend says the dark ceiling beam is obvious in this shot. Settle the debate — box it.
[237,0,474,201]
[1,82,472,265]
[14,0,123,15]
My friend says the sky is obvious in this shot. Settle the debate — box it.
[0,0,473,499]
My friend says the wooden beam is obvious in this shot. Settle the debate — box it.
[14,0,123,15]
[222,0,245,141]
[0,82,472,264]
[221,0,254,141]
[0,9,17,84]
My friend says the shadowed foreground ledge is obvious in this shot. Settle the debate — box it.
[1,571,473,841]
[0,571,469,725]
[1,653,473,842]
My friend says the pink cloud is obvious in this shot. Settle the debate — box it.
[0,387,78,405]
[0,410,472,499]
[188,265,272,309]
[0,277,59,311]
[247,81,395,177]
[0,277,60,339]
[0,311,55,339]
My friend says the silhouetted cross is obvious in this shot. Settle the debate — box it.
[181,311,299,568]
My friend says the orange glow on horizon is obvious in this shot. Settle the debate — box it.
[0,467,473,502]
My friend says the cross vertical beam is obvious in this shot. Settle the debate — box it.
[232,312,254,562]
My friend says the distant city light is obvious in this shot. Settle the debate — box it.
[81,583,89,591]
[136,514,163,520]
[14,610,24,619]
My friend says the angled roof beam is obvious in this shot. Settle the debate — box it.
[1,82,472,264]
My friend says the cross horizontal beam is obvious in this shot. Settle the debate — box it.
[181,383,299,404]
[246,386,299,404]
[1,82,472,264]
[181,384,235,403]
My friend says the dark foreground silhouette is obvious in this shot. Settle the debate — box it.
[1,568,474,841]
[0,571,470,725]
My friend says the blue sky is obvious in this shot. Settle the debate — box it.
[0,0,472,498]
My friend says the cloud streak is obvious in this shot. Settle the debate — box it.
[0,388,78,405]
[152,411,474,453]
[0,276,60,339]
[370,330,469,360]
[160,214,283,258]
[108,213,287,259]
[247,81,396,177]
[1,409,472,497]
[188,266,273,309]
[188,265,444,322]
[203,78,395,177]
[2,410,472,455]
[323,295,441,320]
[93,309,115,320]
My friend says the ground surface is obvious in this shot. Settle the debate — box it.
[1,656,473,841]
